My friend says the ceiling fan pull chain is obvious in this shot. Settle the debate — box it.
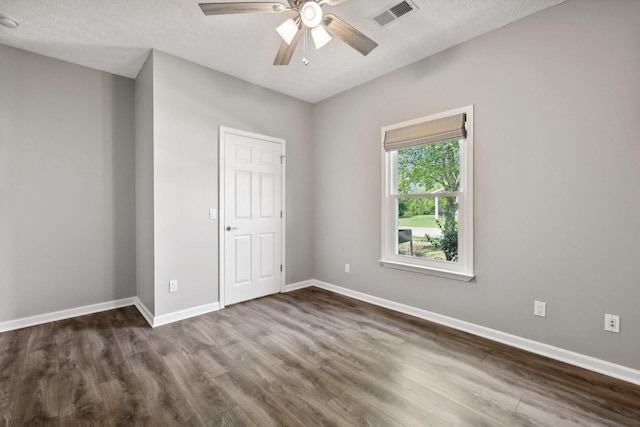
[302,26,309,66]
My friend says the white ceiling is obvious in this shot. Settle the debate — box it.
[0,0,565,103]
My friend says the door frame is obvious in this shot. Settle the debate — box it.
[218,126,286,309]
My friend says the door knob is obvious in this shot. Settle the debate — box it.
[226,226,239,231]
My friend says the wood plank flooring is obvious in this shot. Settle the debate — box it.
[1,287,639,426]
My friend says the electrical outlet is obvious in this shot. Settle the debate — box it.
[604,314,620,333]
[169,280,178,293]
[534,300,546,317]
[345,264,350,273]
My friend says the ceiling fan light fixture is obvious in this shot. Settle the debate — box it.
[300,2,323,28]
[276,18,298,45]
[311,25,331,49]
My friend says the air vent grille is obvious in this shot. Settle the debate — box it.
[389,1,413,18]
[371,0,418,28]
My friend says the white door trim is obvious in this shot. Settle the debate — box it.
[218,126,286,309]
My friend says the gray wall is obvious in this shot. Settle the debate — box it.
[150,51,314,316]
[311,0,640,369]
[0,45,136,322]
[134,53,155,314]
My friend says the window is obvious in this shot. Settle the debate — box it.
[380,106,473,281]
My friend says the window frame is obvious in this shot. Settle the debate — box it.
[380,105,474,281]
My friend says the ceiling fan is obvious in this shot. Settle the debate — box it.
[198,0,378,65]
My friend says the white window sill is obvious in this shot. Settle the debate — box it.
[379,259,474,282]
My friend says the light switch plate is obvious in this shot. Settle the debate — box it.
[209,208,217,220]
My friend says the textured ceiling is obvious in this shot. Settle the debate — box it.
[0,0,565,103]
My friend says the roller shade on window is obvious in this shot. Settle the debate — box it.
[383,113,466,151]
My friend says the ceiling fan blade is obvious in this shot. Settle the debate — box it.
[322,14,378,56]
[199,2,288,15]
[274,27,302,65]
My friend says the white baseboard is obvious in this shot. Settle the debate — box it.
[0,297,137,333]
[283,280,314,293]
[134,298,154,327]
[311,280,640,387]
[151,302,221,327]
[0,296,222,332]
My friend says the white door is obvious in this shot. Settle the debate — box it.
[221,128,284,306]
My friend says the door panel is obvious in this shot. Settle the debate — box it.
[223,130,282,305]
[260,174,275,218]
[234,235,252,284]
[259,233,275,279]
[234,171,252,219]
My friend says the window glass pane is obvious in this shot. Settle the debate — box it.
[397,197,459,263]
[396,140,461,194]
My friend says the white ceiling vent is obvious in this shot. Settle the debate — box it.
[371,0,419,28]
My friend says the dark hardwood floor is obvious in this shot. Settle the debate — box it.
[1,287,639,426]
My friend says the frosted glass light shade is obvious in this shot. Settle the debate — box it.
[300,2,322,28]
[276,18,298,45]
[311,25,331,49]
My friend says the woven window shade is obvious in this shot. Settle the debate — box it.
[384,113,466,151]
